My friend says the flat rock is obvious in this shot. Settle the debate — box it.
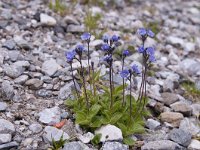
[14,75,29,85]
[170,101,192,116]
[101,142,128,150]
[43,126,69,143]
[29,123,43,134]
[4,64,24,78]
[42,59,61,77]
[0,134,12,144]
[1,80,14,101]
[25,78,43,90]
[146,118,161,130]
[188,139,200,150]
[58,82,73,100]
[160,112,184,127]
[0,141,18,150]
[0,102,8,111]
[14,36,33,50]
[40,13,56,26]
[0,119,15,134]
[95,124,123,142]
[179,118,200,136]
[141,140,184,150]
[62,141,91,150]
[169,128,192,147]
[39,106,61,124]
[63,16,79,25]
[67,25,84,33]
[3,39,16,50]
[167,36,184,47]
[160,93,179,106]
[191,104,200,118]
[179,59,200,75]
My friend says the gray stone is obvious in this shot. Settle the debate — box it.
[25,79,43,90]
[29,123,43,134]
[40,13,57,26]
[1,80,14,101]
[77,132,94,144]
[188,139,200,150]
[180,59,200,75]
[42,59,61,77]
[62,141,90,150]
[167,36,184,47]
[43,126,69,143]
[67,25,84,33]
[0,134,12,144]
[61,112,70,119]
[163,79,174,92]
[0,119,15,134]
[170,101,192,116]
[3,39,16,50]
[8,50,21,61]
[63,16,79,25]
[14,75,29,85]
[160,112,184,127]
[141,140,184,150]
[14,36,33,50]
[195,80,200,90]
[191,104,200,118]
[39,106,61,124]
[0,102,7,112]
[58,82,73,100]
[142,130,168,141]
[4,64,24,78]
[160,92,179,106]
[95,124,123,142]
[101,142,128,150]
[36,89,52,97]
[0,141,18,150]
[169,128,192,147]
[179,118,200,136]
[146,118,161,130]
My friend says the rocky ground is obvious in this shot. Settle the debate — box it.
[0,0,200,150]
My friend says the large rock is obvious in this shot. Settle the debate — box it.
[160,112,184,127]
[42,59,61,77]
[25,78,43,90]
[0,119,15,134]
[39,106,61,124]
[169,128,192,147]
[43,126,69,143]
[0,141,18,150]
[95,124,123,142]
[160,93,179,106]
[1,80,14,101]
[40,13,56,26]
[14,75,29,85]
[0,134,12,144]
[141,140,184,150]
[101,142,128,150]
[179,118,200,136]
[188,139,200,150]
[62,141,91,150]
[170,101,192,116]
[0,102,8,111]
[4,64,24,78]
[3,39,16,50]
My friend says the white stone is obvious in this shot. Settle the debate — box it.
[188,139,200,150]
[43,126,69,143]
[146,119,161,130]
[40,13,56,26]
[167,36,184,46]
[77,132,94,144]
[42,59,61,76]
[39,106,61,124]
[95,124,123,142]
[0,134,11,144]
[0,119,15,134]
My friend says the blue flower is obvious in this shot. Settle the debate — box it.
[103,54,112,63]
[120,70,130,78]
[122,50,130,56]
[81,32,91,41]
[146,47,155,56]
[137,28,147,36]
[137,28,155,38]
[101,43,110,51]
[132,64,141,74]
[75,45,85,52]
[111,35,120,42]
[138,46,145,53]
[149,55,156,62]
[102,34,109,43]
[147,29,155,38]
[66,50,76,62]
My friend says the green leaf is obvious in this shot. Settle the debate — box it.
[65,99,76,107]
[112,101,122,113]
[88,104,101,119]
[110,112,123,124]
[76,112,89,125]
[91,134,102,145]
[90,117,102,128]
[123,137,135,146]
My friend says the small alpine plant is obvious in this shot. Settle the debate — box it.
[65,28,156,146]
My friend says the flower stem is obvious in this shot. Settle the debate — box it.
[87,42,92,91]
[70,63,79,98]
[91,62,96,96]
[79,56,89,110]
[129,73,132,119]
[109,62,113,109]
[122,57,125,106]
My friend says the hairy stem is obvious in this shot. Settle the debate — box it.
[122,57,125,106]
[91,62,96,96]
[80,56,89,110]
[87,42,92,91]
[109,62,113,109]
[70,63,79,98]
[129,73,132,119]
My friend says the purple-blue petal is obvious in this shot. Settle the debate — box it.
[66,50,76,62]
[102,34,109,43]
[81,32,91,41]
[137,28,147,36]
[122,50,130,56]
[138,46,145,53]
[120,70,130,78]
[147,29,155,38]
[149,55,156,62]
[111,35,120,42]
[101,43,110,51]
[132,64,141,74]
[146,47,155,56]
[103,54,112,62]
